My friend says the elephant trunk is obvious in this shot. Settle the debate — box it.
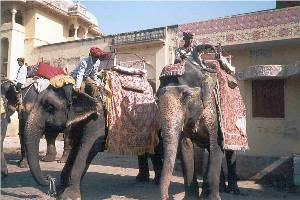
[24,107,49,186]
[158,90,184,199]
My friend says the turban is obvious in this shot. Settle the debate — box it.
[17,57,25,63]
[183,32,195,40]
[90,47,104,58]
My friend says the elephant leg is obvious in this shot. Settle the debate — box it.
[1,115,8,178]
[80,136,104,181]
[58,128,72,163]
[18,114,28,168]
[150,153,163,184]
[225,150,240,194]
[150,132,163,184]
[180,136,199,197]
[41,131,58,162]
[60,121,104,200]
[136,154,150,182]
[201,124,222,199]
[219,165,226,192]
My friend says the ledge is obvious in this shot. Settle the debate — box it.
[236,63,300,80]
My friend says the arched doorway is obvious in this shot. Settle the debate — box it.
[77,26,85,39]
[68,24,75,37]
[1,38,9,77]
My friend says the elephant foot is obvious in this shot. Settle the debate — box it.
[200,188,221,200]
[41,153,56,162]
[185,190,199,199]
[160,194,169,200]
[136,172,150,182]
[219,182,227,193]
[58,150,70,163]
[59,187,81,200]
[1,168,8,179]
[225,184,240,195]
[153,174,161,185]
[199,193,221,200]
[18,159,28,168]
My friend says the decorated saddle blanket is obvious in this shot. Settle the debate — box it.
[0,96,7,115]
[104,70,158,155]
[205,59,248,151]
[160,62,185,78]
[23,75,75,93]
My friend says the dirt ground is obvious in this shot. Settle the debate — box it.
[1,136,299,200]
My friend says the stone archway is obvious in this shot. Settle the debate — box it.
[69,24,75,37]
[1,38,9,77]
[77,26,85,39]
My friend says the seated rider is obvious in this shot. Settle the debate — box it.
[174,32,196,64]
[13,57,28,111]
[71,46,111,99]
[174,32,235,110]
[14,57,27,91]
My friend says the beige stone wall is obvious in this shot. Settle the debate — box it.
[230,44,300,156]
[34,8,67,45]
[27,37,113,69]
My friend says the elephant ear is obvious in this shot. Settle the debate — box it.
[66,91,99,127]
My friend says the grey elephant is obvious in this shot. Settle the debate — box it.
[23,83,162,199]
[157,44,234,200]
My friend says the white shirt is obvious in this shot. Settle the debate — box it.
[14,64,27,85]
[71,56,102,89]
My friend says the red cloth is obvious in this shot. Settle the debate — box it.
[35,62,66,80]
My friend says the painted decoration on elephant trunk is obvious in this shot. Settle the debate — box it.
[206,58,249,151]
[104,70,159,155]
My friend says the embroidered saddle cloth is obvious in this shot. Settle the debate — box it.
[204,57,249,151]
[104,68,158,155]
[160,62,185,78]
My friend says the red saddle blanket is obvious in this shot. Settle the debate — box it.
[35,62,66,80]
[104,70,158,155]
[207,59,249,151]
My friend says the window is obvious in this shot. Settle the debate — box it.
[252,79,284,118]
[15,11,23,25]
[250,47,272,59]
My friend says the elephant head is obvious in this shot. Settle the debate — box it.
[24,84,99,186]
[1,80,18,113]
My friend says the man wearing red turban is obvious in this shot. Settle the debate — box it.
[71,46,112,97]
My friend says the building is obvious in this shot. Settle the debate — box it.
[1,0,101,80]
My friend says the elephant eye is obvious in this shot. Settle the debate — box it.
[44,102,56,113]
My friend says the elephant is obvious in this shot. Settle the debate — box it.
[157,44,228,200]
[0,79,71,177]
[23,83,162,199]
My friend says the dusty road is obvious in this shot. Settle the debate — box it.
[1,136,299,200]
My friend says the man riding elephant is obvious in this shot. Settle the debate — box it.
[71,47,111,96]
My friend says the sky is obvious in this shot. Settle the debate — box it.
[82,1,276,35]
